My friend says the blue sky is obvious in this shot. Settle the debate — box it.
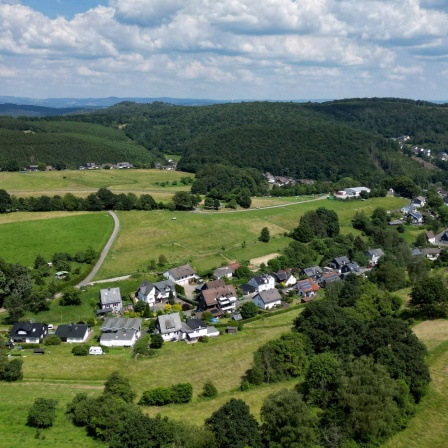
[0,0,447,101]
[18,1,108,19]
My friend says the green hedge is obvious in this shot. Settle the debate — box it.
[138,383,193,406]
[177,294,198,306]
[17,343,41,349]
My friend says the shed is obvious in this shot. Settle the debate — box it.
[226,326,238,334]
[34,348,45,355]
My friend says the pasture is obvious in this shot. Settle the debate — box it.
[0,212,113,267]
[97,196,408,278]
[0,169,191,197]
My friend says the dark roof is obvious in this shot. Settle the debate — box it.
[240,283,256,294]
[10,323,48,339]
[138,280,154,295]
[185,319,207,330]
[55,324,89,339]
[329,256,350,267]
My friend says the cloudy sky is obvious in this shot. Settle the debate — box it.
[1,0,447,100]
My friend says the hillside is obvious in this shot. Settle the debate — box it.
[1,98,447,185]
[0,103,96,118]
[0,117,156,168]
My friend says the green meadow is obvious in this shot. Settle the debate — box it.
[0,169,191,197]
[98,196,408,278]
[0,212,113,267]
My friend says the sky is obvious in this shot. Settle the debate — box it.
[0,0,447,101]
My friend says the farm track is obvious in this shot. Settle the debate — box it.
[76,210,120,287]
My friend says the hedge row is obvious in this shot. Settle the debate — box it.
[138,383,193,406]
[176,294,199,306]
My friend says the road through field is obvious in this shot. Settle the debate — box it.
[76,210,120,287]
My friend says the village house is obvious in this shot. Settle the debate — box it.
[136,279,176,307]
[364,248,385,266]
[55,323,90,343]
[198,285,238,316]
[426,231,436,245]
[247,274,275,292]
[317,271,341,287]
[406,210,423,225]
[99,317,142,347]
[273,269,297,287]
[422,248,441,261]
[100,287,122,313]
[163,264,196,286]
[253,289,282,310]
[341,262,362,277]
[344,187,371,197]
[328,256,351,273]
[295,278,320,301]
[213,266,235,279]
[301,266,323,280]
[411,196,426,208]
[9,323,48,344]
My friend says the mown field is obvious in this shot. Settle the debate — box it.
[0,169,191,198]
[98,196,409,278]
[0,212,113,267]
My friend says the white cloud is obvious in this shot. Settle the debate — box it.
[0,0,447,99]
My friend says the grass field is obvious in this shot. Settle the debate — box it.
[1,311,447,447]
[0,169,191,197]
[0,307,303,447]
[0,212,113,267]
[97,196,409,278]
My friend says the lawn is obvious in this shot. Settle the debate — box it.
[97,196,409,279]
[0,212,113,267]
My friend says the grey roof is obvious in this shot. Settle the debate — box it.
[138,280,154,296]
[401,204,417,213]
[407,211,423,220]
[214,266,233,278]
[251,274,273,286]
[100,329,137,343]
[157,313,182,334]
[330,256,350,267]
[166,264,196,280]
[153,279,175,294]
[255,289,282,304]
[364,248,385,258]
[303,266,323,277]
[100,287,121,306]
[422,248,441,255]
[100,317,142,333]
[413,196,426,203]
[411,248,424,256]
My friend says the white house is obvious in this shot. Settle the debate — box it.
[253,289,282,310]
[99,317,142,347]
[156,313,183,341]
[274,269,297,287]
[411,196,426,208]
[164,264,196,286]
[425,231,436,245]
[344,187,371,197]
[137,280,176,306]
[55,324,90,343]
[295,278,320,298]
[364,248,385,266]
[407,210,423,225]
[213,266,234,279]
[100,287,122,312]
[248,274,275,292]
[9,323,48,344]
[180,319,208,341]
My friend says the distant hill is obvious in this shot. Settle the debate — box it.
[0,103,97,118]
[1,98,447,187]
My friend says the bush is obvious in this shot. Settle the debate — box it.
[44,335,62,346]
[150,334,164,349]
[139,383,193,406]
[1,358,23,381]
[71,344,89,356]
[199,335,209,343]
[27,398,58,428]
[18,343,40,349]
[134,335,150,356]
[200,381,218,399]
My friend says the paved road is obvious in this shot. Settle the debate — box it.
[76,210,120,288]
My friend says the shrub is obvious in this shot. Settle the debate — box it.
[44,335,61,346]
[71,345,89,356]
[200,381,218,399]
[139,383,193,406]
[150,334,164,349]
[18,343,40,349]
[199,335,209,343]
[1,358,23,381]
[134,335,150,356]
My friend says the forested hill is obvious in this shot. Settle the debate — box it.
[0,103,95,117]
[1,98,447,185]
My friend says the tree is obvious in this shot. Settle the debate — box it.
[172,191,196,210]
[260,389,318,448]
[134,300,146,314]
[201,311,213,324]
[205,398,262,448]
[258,227,270,243]
[37,162,47,171]
[60,287,82,306]
[0,189,12,213]
[410,276,448,318]
[104,371,136,403]
[27,398,58,429]
[204,197,214,209]
[236,193,251,209]
[200,381,218,399]
[158,254,167,266]
[45,335,61,346]
[34,254,47,270]
[1,358,23,381]
[240,301,258,319]
[72,344,89,356]
[150,333,164,349]
[233,265,251,280]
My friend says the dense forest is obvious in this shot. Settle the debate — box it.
[1,98,448,187]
